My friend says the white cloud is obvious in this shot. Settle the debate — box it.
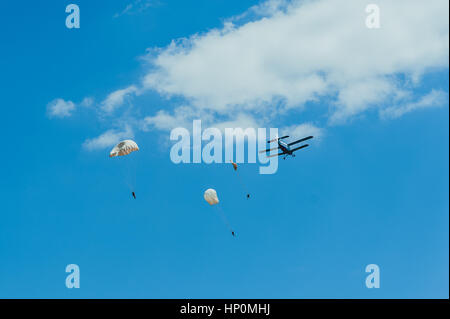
[142,106,262,133]
[380,89,448,119]
[47,99,76,118]
[213,113,261,132]
[330,77,396,124]
[141,106,204,131]
[49,0,449,151]
[141,0,448,121]
[82,126,134,151]
[226,0,291,24]
[142,110,182,131]
[47,97,94,119]
[101,86,138,113]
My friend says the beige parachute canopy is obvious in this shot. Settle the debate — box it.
[204,188,219,205]
[109,140,139,157]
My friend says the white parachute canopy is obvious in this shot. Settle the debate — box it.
[204,188,219,205]
[109,140,139,157]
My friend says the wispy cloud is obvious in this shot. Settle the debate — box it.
[101,86,138,113]
[380,89,448,119]
[82,125,134,151]
[281,123,324,141]
[80,97,94,107]
[113,0,159,18]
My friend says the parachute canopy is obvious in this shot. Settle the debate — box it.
[109,140,139,158]
[204,188,219,205]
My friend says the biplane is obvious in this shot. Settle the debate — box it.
[259,135,313,159]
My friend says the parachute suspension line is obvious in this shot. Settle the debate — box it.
[215,205,234,233]
[230,161,250,199]
[121,155,135,192]
[235,172,250,199]
[125,153,138,192]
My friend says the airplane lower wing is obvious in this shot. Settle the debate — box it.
[267,144,309,157]
[259,146,280,153]
[288,136,313,146]
[266,152,286,158]
[291,144,309,152]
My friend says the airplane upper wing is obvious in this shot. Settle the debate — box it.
[288,136,313,146]
[259,146,280,153]
[291,144,309,152]
[267,135,289,143]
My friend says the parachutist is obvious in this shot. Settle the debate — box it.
[246,194,250,199]
[205,189,235,238]
[110,140,140,200]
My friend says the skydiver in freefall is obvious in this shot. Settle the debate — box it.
[132,191,136,199]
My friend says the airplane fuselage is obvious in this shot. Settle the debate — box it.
[261,135,312,159]
[259,135,313,159]
[278,140,292,155]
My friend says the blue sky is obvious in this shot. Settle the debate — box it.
[0,0,448,298]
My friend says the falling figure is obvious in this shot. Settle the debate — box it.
[231,231,236,237]
[132,191,136,199]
